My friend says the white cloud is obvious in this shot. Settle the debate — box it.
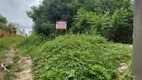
[0,0,41,29]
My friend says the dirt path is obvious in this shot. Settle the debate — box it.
[14,56,33,80]
[0,48,15,80]
[0,48,33,80]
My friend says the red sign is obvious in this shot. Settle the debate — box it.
[56,21,67,29]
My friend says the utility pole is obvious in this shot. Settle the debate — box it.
[133,0,142,80]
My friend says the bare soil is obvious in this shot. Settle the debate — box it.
[0,48,33,80]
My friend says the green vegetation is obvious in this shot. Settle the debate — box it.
[0,15,7,24]
[28,0,133,43]
[0,0,134,80]
[0,34,133,80]
[0,36,24,80]
[0,15,16,34]
[18,34,133,80]
[18,35,46,56]
[0,37,24,48]
[0,37,24,60]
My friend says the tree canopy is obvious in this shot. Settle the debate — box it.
[0,15,7,24]
[0,15,16,34]
[28,0,133,43]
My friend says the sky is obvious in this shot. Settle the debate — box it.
[0,0,42,34]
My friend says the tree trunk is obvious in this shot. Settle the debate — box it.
[133,0,142,79]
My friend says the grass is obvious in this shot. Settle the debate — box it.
[0,36,24,56]
[0,34,133,80]
[0,36,25,48]
[0,36,25,80]
[18,34,133,80]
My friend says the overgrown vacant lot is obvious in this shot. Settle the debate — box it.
[0,37,24,60]
[0,37,25,80]
[18,34,133,80]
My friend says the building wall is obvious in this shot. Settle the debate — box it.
[16,28,26,36]
[0,29,15,37]
[12,23,26,36]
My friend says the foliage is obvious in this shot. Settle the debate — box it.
[18,34,133,80]
[27,0,74,36]
[71,8,100,34]
[5,72,14,80]
[109,8,133,43]
[0,40,5,60]
[13,54,20,63]
[0,36,24,60]
[0,37,25,48]
[72,7,133,43]
[18,34,47,56]
[0,15,16,34]
[0,36,25,80]
[0,15,7,23]
[19,34,45,47]
[0,40,6,50]
[28,0,133,43]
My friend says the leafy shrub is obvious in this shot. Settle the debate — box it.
[71,8,100,34]
[19,35,45,47]
[104,8,133,44]
[0,40,5,50]
[28,34,132,80]
[0,15,7,23]
[0,32,4,38]
[0,36,24,60]
[5,72,14,80]
[18,34,46,56]
[72,8,133,44]
[0,37,24,48]
[28,0,133,44]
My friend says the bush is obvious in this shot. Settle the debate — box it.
[104,8,133,44]
[19,35,45,47]
[0,36,24,60]
[72,8,133,44]
[28,34,132,80]
[18,34,46,56]
[0,40,5,60]
[0,40,5,50]
[0,37,24,48]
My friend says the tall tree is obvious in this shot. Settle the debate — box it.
[28,0,133,43]
[27,0,81,36]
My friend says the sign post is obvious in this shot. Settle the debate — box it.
[56,21,67,36]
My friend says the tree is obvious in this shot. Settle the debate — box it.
[28,0,133,43]
[27,0,81,36]
[71,8,100,34]
[0,15,16,34]
[0,15,7,24]
[107,8,133,43]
